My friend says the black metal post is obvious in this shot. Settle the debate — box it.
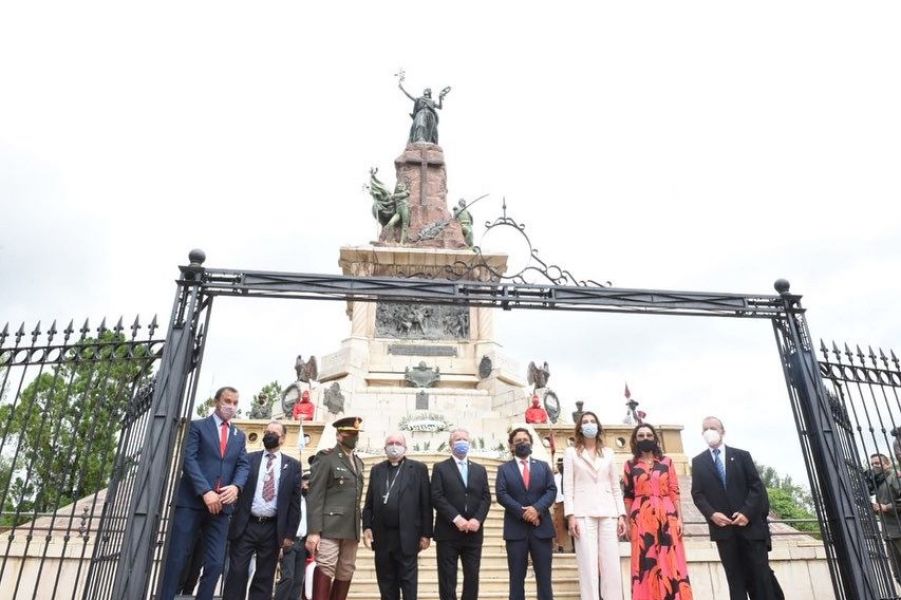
[107,251,208,600]
[772,279,893,600]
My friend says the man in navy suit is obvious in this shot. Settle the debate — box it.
[495,427,557,600]
[223,420,303,600]
[430,428,491,600]
[159,386,250,600]
[691,416,776,600]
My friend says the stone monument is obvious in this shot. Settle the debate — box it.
[313,74,534,451]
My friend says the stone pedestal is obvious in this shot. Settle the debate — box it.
[377,142,466,249]
[314,245,529,449]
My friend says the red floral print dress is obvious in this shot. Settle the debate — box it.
[623,456,693,600]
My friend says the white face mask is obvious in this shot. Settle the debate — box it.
[581,423,599,439]
[385,443,406,460]
[703,428,722,447]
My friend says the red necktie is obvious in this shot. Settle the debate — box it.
[521,459,530,489]
[220,421,229,457]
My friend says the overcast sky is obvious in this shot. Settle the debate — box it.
[1,2,899,484]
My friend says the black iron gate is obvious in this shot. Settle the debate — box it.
[815,340,901,599]
[0,317,164,599]
[3,249,896,599]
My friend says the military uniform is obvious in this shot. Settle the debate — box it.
[307,417,365,600]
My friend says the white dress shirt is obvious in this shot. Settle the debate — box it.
[251,450,282,517]
[295,496,307,538]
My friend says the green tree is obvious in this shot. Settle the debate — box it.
[756,462,819,534]
[0,332,154,525]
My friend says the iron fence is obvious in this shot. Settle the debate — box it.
[0,317,164,600]
[818,341,901,599]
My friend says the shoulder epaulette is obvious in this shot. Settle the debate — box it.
[319,448,334,455]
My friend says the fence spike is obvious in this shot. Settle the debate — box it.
[16,322,26,343]
[0,322,8,341]
[855,345,866,362]
[80,319,91,340]
[831,340,841,357]
[114,316,124,334]
[819,339,828,354]
[47,319,58,342]
[31,321,42,342]
[149,314,159,337]
[868,346,878,364]
[63,319,75,337]
[131,315,141,339]
[98,317,108,336]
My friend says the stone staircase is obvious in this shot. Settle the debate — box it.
[346,452,586,599]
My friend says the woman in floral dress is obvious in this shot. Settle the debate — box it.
[623,423,693,600]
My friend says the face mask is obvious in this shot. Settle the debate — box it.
[703,429,722,447]
[386,444,406,460]
[263,432,280,450]
[452,440,470,457]
[217,404,237,421]
[342,434,358,450]
[636,439,658,454]
[514,442,532,458]
[581,423,599,439]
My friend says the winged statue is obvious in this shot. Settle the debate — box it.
[527,361,551,391]
[295,355,318,383]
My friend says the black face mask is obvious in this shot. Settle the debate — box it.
[514,442,532,458]
[636,439,658,454]
[342,435,358,450]
[263,432,280,450]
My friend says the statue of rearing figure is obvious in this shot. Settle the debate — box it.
[368,167,411,244]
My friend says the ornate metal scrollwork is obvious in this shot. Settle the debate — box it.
[404,199,612,287]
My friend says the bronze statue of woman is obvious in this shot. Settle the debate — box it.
[398,72,450,145]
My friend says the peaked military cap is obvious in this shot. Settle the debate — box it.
[333,416,363,432]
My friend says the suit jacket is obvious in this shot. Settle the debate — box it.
[228,450,303,547]
[561,446,625,518]
[495,457,557,540]
[430,456,491,543]
[691,445,768,541]
[306,444,365,540]
[175,415,250,511]
[362,458,433,555]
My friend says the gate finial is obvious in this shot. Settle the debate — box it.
[774,278,791,294]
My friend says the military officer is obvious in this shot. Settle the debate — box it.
[306,416,365,600]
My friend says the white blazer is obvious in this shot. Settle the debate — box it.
[562,445,625,518]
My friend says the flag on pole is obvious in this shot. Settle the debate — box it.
[624,383,632,399]
[297,417,307,452]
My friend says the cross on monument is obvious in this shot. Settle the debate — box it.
[406,147,445,206]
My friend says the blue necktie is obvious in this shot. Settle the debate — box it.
[458,460,468,485]
[713,448,726,487]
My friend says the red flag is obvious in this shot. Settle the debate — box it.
[624,383,632,399]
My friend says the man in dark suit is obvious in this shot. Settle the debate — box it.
[691,416,776,600]
[430,428,491,600]
[159,386,250,600]
[495,427,556,600]
[223,420,302,600]
[362,432,433,600]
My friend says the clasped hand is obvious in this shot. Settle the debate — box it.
[711,511,748,527]
[522,506,540,526]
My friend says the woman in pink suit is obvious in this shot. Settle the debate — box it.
[562,411,627,600]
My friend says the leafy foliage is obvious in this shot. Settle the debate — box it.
[756,462,819,534]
